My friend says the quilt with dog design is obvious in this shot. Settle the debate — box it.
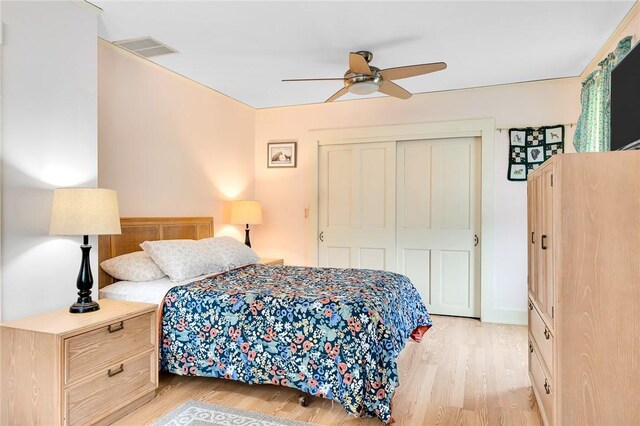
[508,125,564,181]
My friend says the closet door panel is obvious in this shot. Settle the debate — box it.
[319,142,396,271]
[397,138,481,317]
[400,249,432,305]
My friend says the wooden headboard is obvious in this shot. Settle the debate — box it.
[98,217,214,288]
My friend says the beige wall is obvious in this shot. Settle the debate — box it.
[254,78,581,323]
[98,41,255,239]
[1,1,98,321]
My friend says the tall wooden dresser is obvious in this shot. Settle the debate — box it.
[527,152,640,425]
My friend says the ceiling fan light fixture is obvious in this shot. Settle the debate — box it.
[283,51,446,102]
[347,81,380,95]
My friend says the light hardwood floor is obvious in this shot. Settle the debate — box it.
[116,315,541,425]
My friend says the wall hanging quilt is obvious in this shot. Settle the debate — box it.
[508,125,564,181]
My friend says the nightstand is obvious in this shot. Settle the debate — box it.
[1,299,158,425]
[260,257,284,266]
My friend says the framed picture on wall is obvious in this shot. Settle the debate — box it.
[267,141,297,168]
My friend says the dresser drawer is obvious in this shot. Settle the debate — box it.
[65,312,155,384]
[65,350,157,425]
[529,300,553,375]
[529,338,554,425]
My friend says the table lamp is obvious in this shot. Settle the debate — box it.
[230,200,262,247]
[50,188,121,313]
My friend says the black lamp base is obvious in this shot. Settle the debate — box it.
[70,235,100,314]
[69,300,100,314]
[244,224,252,247]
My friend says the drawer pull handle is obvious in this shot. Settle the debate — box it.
[544,327,551,340]
[528,300,533,311]
[108,321,124,333]
[107,364,124,377]
[541,235,548,250]
[529,342,534,353]
[544,379,551,395]
[531,231,535,244]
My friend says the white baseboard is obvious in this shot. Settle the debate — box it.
[481,309,527,326]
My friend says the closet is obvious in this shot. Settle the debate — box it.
[318,137,481,317]
[527,152,640,425]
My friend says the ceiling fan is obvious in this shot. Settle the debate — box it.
[282,51,447,102]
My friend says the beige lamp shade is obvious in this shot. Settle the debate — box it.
[50,188,122,236]
[229,200,262,225]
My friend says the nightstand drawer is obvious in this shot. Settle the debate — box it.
[65,350,156,425]
[65,312,155,384]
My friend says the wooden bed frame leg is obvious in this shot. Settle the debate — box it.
[298,394,309,407]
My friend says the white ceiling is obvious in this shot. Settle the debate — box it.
[94,1,635,109]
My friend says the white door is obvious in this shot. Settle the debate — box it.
[396,138,481,317]
[318,142,396,270]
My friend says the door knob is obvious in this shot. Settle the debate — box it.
[474,235,479,247]
[319,231,324,242]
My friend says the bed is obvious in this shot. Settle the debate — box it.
[99,217,432,424]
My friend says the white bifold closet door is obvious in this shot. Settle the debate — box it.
[318,142,396,271]
[318,137,480,318]
[396,138,481,318]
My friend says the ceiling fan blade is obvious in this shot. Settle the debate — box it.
[380,62,447,81]
[349,52,372,75]
[282,78,345,82]
[325,87,348,102]
[378,81,412,99]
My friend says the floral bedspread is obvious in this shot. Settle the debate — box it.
[160,264,432,423]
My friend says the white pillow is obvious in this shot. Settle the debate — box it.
[140,239,227,282]
[201,236,259,269]
[100,251,166,282]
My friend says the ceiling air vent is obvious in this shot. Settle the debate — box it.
[113,36,178,58]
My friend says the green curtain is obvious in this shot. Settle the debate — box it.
[574,70,602,152]
[574,36,633,152]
